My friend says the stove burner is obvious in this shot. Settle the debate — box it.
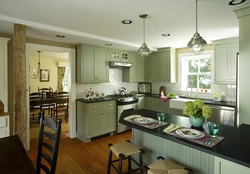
[106,94,138,102]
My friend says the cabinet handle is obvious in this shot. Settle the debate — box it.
[108,104,112,106]
[93,106,97,109]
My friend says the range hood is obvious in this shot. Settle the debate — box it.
[109,61,133,68]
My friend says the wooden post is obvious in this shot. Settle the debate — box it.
[13,24,27,148]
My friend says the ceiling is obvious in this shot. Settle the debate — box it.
[0,0,249,53]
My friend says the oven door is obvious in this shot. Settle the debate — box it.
[117,102,138,134]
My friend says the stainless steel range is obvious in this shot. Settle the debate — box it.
[106,94,138,134]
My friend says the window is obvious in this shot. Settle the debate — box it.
[180,51,213,93]
[62,67,69,92]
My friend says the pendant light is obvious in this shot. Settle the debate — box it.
[187,0,207,55]
[138,14,151,58]
[29,51,41,79]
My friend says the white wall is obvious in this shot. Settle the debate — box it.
[76,68,138,98]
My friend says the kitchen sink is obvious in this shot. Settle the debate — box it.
[169,98,195,109]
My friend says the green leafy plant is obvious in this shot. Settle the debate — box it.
[183,99,212,119]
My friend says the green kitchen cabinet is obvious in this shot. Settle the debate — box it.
[76,44,109,83]
[76,100,116,143]
[144,97,152,110]
[213,37,238,85]
[151,97,169,113]
[110,49,129,62]
[169,108,184,116]
[144,47,176,83]
[123,52,144,82]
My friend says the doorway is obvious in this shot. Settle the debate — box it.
[26,43,76,150]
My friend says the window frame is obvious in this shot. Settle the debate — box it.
[179,51,214,93]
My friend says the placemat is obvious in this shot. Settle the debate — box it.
[124,115,167,129]
[165,129,225,148]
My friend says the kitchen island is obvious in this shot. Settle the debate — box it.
[119,109,250,174]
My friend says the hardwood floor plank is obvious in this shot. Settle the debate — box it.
[27,131,140,174]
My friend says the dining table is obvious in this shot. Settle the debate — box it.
[0,135,36,174]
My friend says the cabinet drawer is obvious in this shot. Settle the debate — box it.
[152,98,169,108]
[88,101,116,112]
[0,116,7,128]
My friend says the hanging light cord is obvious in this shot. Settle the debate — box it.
[196,0,198,33]
[143,16,145,43]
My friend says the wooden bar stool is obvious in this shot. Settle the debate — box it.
[142,156,193,174]
[107,140,145,174]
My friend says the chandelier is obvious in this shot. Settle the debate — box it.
[29,51,41,79]
[138,14,151,58]
[187,0,207,55]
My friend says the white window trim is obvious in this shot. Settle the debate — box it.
[178,50,214,93]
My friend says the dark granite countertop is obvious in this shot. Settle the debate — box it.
[119,109,250,168]
[145,94,236,108]
[76,97,116,103]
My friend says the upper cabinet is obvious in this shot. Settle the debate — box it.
[123,52,144,82]
[76,44,109,83]
[144,47,176,83]
[213,38,239,84]
[110,49,129,62]
[0,37,9,112]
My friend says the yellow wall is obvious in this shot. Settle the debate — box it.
[29,55,68,93]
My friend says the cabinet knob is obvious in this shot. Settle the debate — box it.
[108,104,112,106]
[93,106,97,109]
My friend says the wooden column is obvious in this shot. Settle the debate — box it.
[13,24,27,148]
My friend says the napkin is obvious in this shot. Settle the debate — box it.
[124,114,141,121]
[163,123,183,133]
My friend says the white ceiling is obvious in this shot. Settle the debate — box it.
[0,0,249,53]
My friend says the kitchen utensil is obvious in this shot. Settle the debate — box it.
[118,87,126,95]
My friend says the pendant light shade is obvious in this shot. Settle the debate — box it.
[29,51,41,79]
[138,14,151,58]
[187,0,207,55]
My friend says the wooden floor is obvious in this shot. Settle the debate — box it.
[27,130,141,174]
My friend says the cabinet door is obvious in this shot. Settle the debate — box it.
[144,56,151,81]
[95,48,109,82]
[82,46,95,81]
[144,97,152,110]
[101,110,115,133]
[214,157,250,174]
[214,44,230,83]
[151,53,160,82]
[159,52,170,82]
[89,112,102,137]
[214,42,238,84]
[110,50,129,62]
[138,97,145,109]
[123,52,144,82]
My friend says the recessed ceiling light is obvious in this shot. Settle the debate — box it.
[105,43,112,46]
[122,20,132,24]
[162,33,170,37]
[229,0,245,5]
[56,34,65,38]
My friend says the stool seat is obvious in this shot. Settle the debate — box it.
[143,156,193,174]
[107,140,145,174]
[110,141,141,157]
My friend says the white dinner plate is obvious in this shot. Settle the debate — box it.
[175,128,205,139]
[134,117,155,124]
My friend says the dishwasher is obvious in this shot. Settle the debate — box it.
[207,104,235,127]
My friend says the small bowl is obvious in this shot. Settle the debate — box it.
[214,98,222,101]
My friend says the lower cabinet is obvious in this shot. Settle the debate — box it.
[151,97,169,113]
[169,108,185,116]
[0,115,9,138]
[76,100,116,143]
[214,156,250,174]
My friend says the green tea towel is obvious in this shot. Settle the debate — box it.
[124,114,141,121]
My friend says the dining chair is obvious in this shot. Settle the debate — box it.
[36,110,62,174]
[51,91,69,123]
[39,87,55,115]
[30,92,41,123]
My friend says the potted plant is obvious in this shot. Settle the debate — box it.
[183,99,212,127]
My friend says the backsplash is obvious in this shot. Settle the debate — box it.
[76,69,138,99]
[76,69,236,102]
[151,83,236,102]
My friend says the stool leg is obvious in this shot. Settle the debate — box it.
[139,149,145,174]
[107,149,112,174]
[128,156,131,172]
[118,158,122,174]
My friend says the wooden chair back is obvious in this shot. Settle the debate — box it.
[51,91,69,122]
[36,111,62,174]
[30,92,42,122]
